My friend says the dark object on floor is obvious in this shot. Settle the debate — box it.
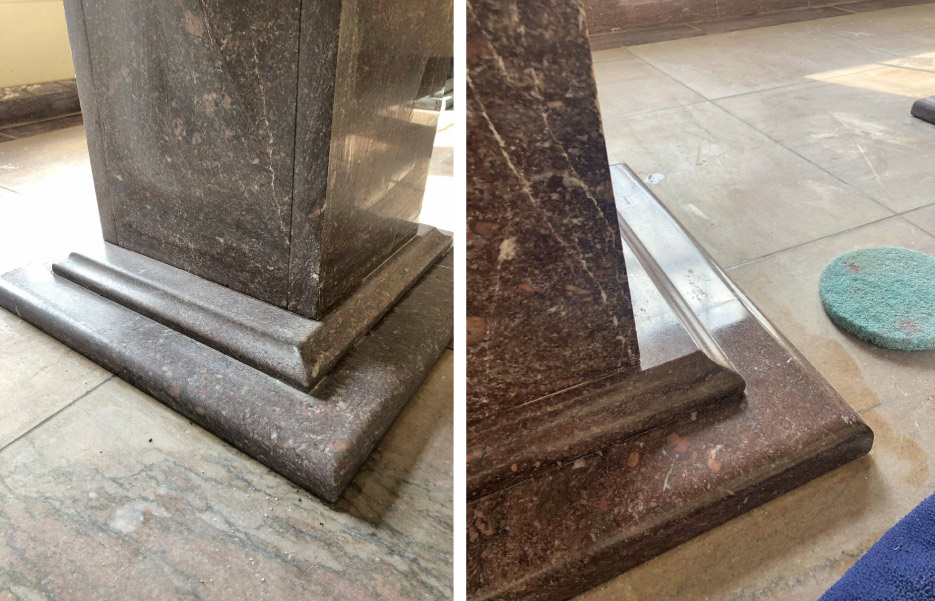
[820,493,935,601]
[912,96,935,124]
[819,247,935,351]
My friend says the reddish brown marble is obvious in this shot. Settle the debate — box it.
[467,350,744,501]
[466,0,640,424]
[464,164,873,601]
[464,1,872,597]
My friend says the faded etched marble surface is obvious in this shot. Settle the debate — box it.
[466,0,639,422]
[65,0,451,319]
[0,353,453,600]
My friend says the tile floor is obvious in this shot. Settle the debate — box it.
[0,114,454,598]
[586,4,935,600]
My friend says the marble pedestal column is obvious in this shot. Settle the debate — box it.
[0,0,453,502]
[465,1,872,599]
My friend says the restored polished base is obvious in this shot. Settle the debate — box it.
[0,240,452,503]
[465,165,873,601]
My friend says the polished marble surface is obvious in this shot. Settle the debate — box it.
[579,217,935,601]
[467,164,870,601]
[467,0,640,423]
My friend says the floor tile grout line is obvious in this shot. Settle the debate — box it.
[600,98,710,122]
[724,201,935,270]
[623,43,890,104]
[722,212,915,271]
[896,211,935,238]
[621,50,713,102]
[0,375,115,454]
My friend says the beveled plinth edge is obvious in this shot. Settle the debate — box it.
[0,254,452,503]
[52,243,318,390]
[911,96,935,124]
[301,227,452,384]
[51,227,452,390]
[467,350,745,501]
[467,419,871,601]
[465,167,872,601]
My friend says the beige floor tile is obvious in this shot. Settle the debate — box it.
[902,202,935,234]
[718,66,935,213]
[592,49,704,119]
[814,3,935,57]
[0,351,453,600]
[627,23,893,99]
[0,309,111,450]
[602,102,891,266]
[727,216,935,414]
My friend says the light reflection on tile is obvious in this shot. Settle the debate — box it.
[718,66,935,213]
[602,102,890,267]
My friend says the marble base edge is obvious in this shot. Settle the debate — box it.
[464,168,872,600]
[0,254,452,503]
[51,228,452,390]
[0,80,80,128]
[467,419,871,600]
[467,350,745,501]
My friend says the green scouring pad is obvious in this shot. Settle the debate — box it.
[819,246,935,351]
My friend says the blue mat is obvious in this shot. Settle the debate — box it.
[820,493,935,601]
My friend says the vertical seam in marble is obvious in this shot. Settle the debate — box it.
[77,0,119,246]
[285,0,306,312]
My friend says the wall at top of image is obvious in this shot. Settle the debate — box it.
[0,0,74,87]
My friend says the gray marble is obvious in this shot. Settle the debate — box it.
[0,252,452,502]
[64,0,452,319]
[52,229,450,390]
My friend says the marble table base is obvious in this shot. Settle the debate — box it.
[465,166,873,601]
[912,96,935,124]
[0,240,452,503]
